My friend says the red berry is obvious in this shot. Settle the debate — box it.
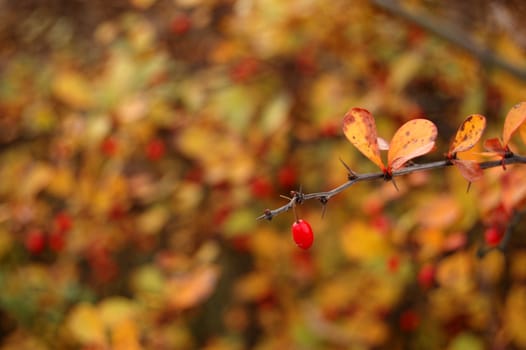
[485,227,503,246]
[295,49,317,75]
[417,264,435,289]
[291,219,314,249]
[387,255,400,273]
[108,203,126,221]
[278,166,296,189]
[399,309,420,332]
[213,206,231,226]
[54,212,72,233]
[49,231,66,252]
[230,57,259,83]
[320,121,339,137]
[25,230,45,254]
[101,137,118,157]
[371,214,390,234]
[250,177,273,198]
[170,15,192,35]
[146,138,166,161]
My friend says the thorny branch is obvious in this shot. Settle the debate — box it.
[257,154,526,221]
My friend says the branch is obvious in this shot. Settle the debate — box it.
[371,0,526,81]
[257,154,526,221]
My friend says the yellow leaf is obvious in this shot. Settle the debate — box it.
[172,181,204,213]
[416,228,444,260]
[52,70,93,108]
[315,279,353,311]
[111,319,142,350]
[435,252,473,294]
[260,93,291,135]
[18,163,54,198]
[99,297,138,329]
[136,205,169,235]
[234,272,271,302]
[505,286,526,347]
[387,51,423,92]
[130,0,156,9]
[47,166,75,198]
[478,250,504,284]
[131,265,164,295]
[67,303,106,346]
[341,220,390,262]
[176,124,214,160]
[511,252,526,281]
[0,227,13,259]
[250,228,284,260]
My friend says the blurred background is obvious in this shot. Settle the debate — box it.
[1,0,526,349]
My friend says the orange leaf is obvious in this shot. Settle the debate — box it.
[387,119,437,171]
[501,167,526,212]
[483,137,507,156]
[112,319,142,350]
[505,286,526,347]
[342,108,385,171]
[451,159,483,182]
[520,122,526,146]
[166,265,220,310]
[448,114,486,157]
[503,102,526,146]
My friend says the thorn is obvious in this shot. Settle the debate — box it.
[391,177,399,192]
[320,196,328,219]
[339,157,358,179]
[280,194,292,201]
[501,158,507,171]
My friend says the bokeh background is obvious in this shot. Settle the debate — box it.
[1,0,526,349]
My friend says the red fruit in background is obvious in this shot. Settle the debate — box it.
[295,49,317,75]
[230,57,259,83]
[418,264,435,289]
[25,230,45,254]
[101,136,118,157]
[291,219,314,250]
[229,235,250,252]
[250,177,273,198]
[485,227,503,247]
[387,255,400,273]
[49,231,66,252]
[184,167,204,183]
[320,121,339,137]
[213,206,232,227]
[54,212,72,233]
[146,138,166,161]
[278,166,296,189]
[399,309,420,332]
[363,197,384,216]
[407,25,425,46]
[170,14,192,35]
[371,214,390,234]
[108,203,126,221]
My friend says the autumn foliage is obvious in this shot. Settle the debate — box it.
[2,1,526,350]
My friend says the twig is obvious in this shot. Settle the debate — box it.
[371,0,526,81]
[257,154,526,221]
